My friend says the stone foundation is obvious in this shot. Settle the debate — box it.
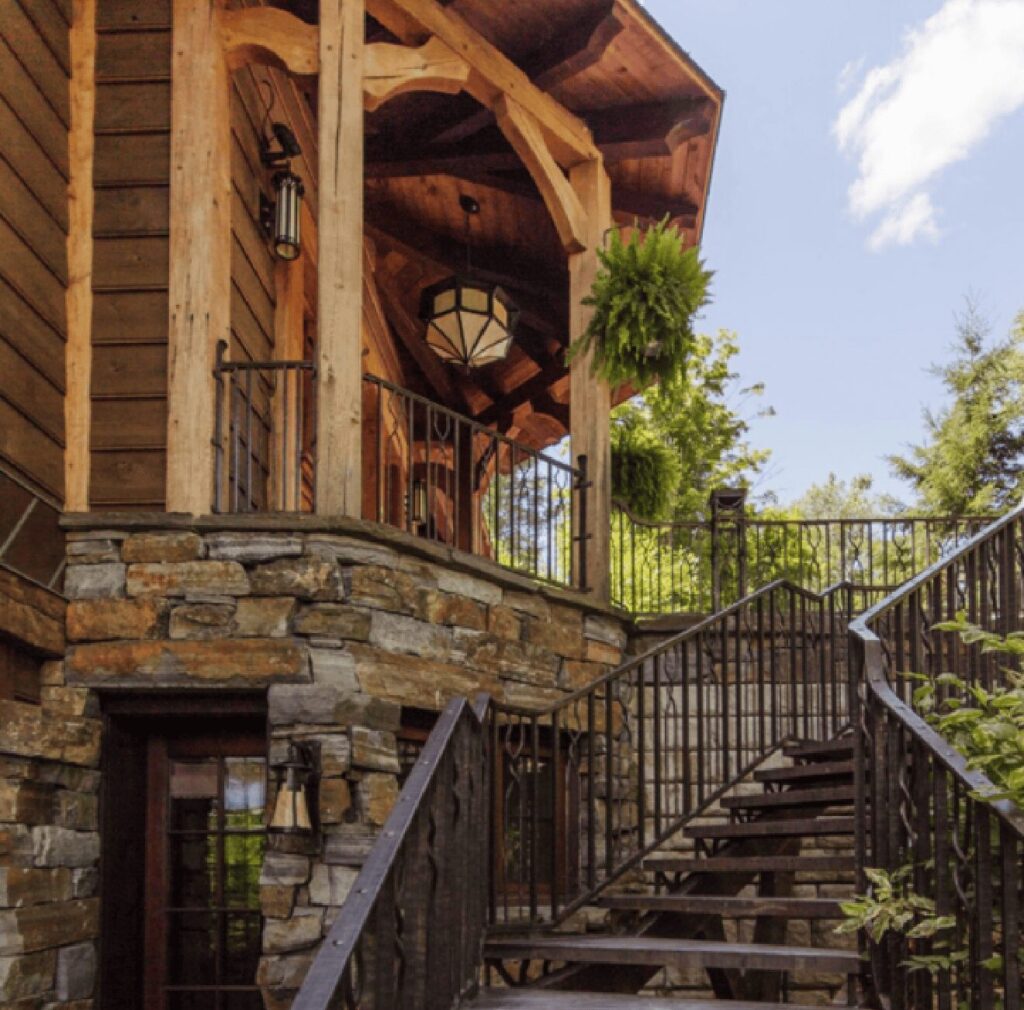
[60,515,631,1006]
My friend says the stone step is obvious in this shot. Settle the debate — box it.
[643,854,856,874]
[783,738,854,762]
[754,760,854,785]
[722,785,855,810]
[470,990,854,1010]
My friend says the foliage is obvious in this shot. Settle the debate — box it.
[791,471,904,519]
[614,329,773,522]
[610,408,682,520]
[908,613,1024,808]
[836,865,962,976]
[569,218,713,389]
[889,302,1024,515]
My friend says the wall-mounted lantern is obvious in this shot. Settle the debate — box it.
[259,121,304,262]
[269,741,316,836]
[420,195,519,368]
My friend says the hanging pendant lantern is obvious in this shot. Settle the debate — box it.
[420,195,518,368]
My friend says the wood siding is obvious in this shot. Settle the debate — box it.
[0,0,71,500]
[90,0,171,508]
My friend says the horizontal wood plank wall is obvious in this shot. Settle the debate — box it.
[90,0,171,509]
[0,0,71,500]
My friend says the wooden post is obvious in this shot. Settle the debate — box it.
[64,0,96,511]
[569,159,612,600]
[166,0,231,514]
[270,258,305,510]
[315,0,365,516]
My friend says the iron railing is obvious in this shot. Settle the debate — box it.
[364,375,588,589]
[213,341,317,513]
[293,696,491,1010]
[0,463,64,592]
[614,501,990,617]
[486,578,855,928]
[851,504,1024,1008]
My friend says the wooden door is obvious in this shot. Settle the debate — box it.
[143,728,266,1010]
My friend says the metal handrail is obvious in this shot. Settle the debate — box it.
[850,502,1024,1006]
[486,577,856,927]
[293,695,491,1010]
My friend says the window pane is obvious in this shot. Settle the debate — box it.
[170,760,219,831]
[169,833,216,909]
[224,758,265,829]
[223,833,263,910]
[167,912,216,985]
[222,911,263,984]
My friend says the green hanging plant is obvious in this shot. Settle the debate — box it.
[610,407,681,520]
[569,217,713,389]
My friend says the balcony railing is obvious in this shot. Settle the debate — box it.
[213,342,317,514]
[364,375,587,590]
[613,502,991,617]
[0,464,64,593]
[211,352,588,590]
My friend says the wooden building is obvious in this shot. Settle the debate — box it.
[0,1,730,1006]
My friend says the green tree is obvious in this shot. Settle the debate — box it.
[791,472,904,519]
[611,329,772,521]
[889,303,1024,515]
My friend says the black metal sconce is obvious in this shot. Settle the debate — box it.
[259,122,304,262]
[269,741,317,837]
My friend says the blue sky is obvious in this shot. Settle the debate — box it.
[645,0,1024,505]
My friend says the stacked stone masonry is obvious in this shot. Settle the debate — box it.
[58,521,630,1007]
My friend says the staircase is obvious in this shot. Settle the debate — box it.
[292,504,1024,1010]
[476,737,860,1007]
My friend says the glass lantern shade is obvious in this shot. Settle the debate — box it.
[269,743,313,835]
[419,277,518,367]
[272,171,304,262]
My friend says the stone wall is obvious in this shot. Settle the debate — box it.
[61,516,630,1007]
[1,569,101,1008]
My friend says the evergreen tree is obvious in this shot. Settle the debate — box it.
[889,303,1024,515]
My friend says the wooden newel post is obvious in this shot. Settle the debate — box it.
[569,159,612,601]
[315,0,365,517]
[166,0,232,514]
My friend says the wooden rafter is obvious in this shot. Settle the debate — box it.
[586,97,714,163]
[365,0,598,167]
[494,95,588,254]
[427,2,624,149]
[217,7,318,75]
[364,36,470,111]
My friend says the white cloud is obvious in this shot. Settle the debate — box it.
[835,0,1024,250]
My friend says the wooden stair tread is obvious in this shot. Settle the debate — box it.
[597,894,844,918]
[485,935,859,973]
[470,989,851,1010]
[722,785,855,809]
[755,760,853,783]
[644,854,856,873]
[783,738,854,761]
[685,816,855,840]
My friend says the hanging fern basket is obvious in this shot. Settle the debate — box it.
[569,218,713,389]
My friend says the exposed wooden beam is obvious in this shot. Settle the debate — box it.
[494,95,588,254]
[364,36,470,111]
[586,97,714,163]
[366,150,521,178]
[425,3,623,150]
[528,392,570,430]
[65,0,95,512]
[366,0,598,167]
[316,0,364,517]
[613,188,698,224]
[166,0,231,514]
[476,359,568,428]
[217,6,319,75]
[569,159,613,600]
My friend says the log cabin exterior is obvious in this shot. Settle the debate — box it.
[5,4,1021,1010]
[0,2,725,1005]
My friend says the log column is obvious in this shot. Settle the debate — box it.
[166,0,231,513]
[569,159,612,600]
[315,0,365,516]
